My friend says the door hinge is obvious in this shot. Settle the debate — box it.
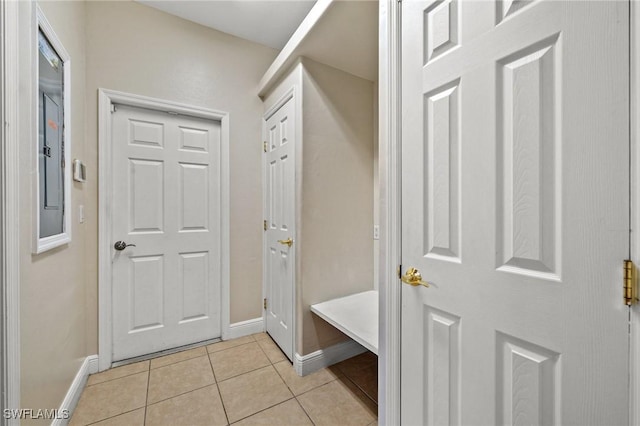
[110,104,117,113]
[624,259,638,306]
[263,141,267,153]
[263,220,267,231]
[263,298,267,310]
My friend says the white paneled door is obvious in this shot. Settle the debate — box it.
[401,1,630,424]
[111,104,222,361]
[263,96,295,361]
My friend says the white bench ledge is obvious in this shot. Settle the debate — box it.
[310,290,378,355]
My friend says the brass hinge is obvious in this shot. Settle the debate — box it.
[263,220,267,231]
[263,141,267,153]
[263,298,267,310]
[624,259,638,306]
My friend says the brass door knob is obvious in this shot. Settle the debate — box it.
[278,238,293,247]
[401,267,429,288]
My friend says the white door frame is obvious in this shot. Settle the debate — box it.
[261,86,299,361]
[382,1,640,425]
[0,0,21,423]
[98,89,230,371]
[379,0,401,425]
[630,2,640,424]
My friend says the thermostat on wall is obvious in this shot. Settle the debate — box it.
[73,159,86,182]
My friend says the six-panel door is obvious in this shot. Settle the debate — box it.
[111,104,222,361]
[401,0,630,424]
[264,96,296,361]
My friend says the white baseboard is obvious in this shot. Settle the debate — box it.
[223,317,264,340]
[294,339,367,376]
[53,355,98,426]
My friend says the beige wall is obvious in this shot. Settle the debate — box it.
[299,59,375,355]
[262,60,375,356]
[83,1,278,341]
[19,0,277,416]
[19,1,89,421]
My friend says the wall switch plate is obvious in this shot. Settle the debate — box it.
[373,225,380,240]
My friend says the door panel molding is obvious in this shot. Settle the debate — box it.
[379,0,402,424]
[98,89,229,371]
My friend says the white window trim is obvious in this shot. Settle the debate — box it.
[1,0,21,423]
[32,6,72,254]
[97,89,230,371]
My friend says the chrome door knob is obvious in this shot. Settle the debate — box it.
[114,241,136,251]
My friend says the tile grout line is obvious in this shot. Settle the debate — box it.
[227,397,298,425]
[270,356,296,396]
[206,336,258,356]
[221,334,295,424]
[82,407,144,426]
[143,361,150,425]
[254,335,275,365]
[206,345,230,425]
[86,336,264,387]
[86,365,150,388]
[145,383,217,408]
[294,395,317,426]
[150,352,210,371]
[111,337,221,368]
[255,334,288,364]
[211,356,272,383]
[262,335,328,425]
[290,377,340,398]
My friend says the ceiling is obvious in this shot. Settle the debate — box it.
[258,0,378,95]
[136,0,317,50]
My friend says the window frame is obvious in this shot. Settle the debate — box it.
[33,6,72,254]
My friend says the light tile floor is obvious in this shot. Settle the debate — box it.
[71,333,378,425]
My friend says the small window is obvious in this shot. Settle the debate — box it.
[34,7,71,253]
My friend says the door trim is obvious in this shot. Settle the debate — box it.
[631,1,640,423]
[97,89,230,371]
[379,0,402,425]
[261,85,298,361]
[0,0,21,422]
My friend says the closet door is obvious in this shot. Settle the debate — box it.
[263,96,295,361]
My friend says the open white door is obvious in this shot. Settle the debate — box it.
[263,96,295,361]
[401,1,630,424]
[111,104,223,361]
